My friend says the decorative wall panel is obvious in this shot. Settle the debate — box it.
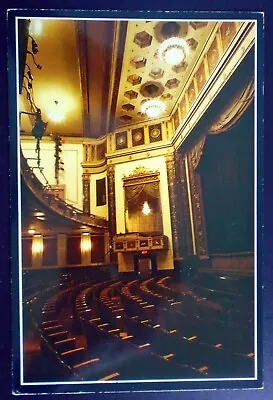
[207,37,220,73]
[175,153,193,257]
[132,127,145,146]
[196,61,206,92]
[165,153,180,258]
[82,173,91,214]
[115,131,128,150]
[149,124,162,143]
[96,177,106,206]
[220,22,237,51]
[173,109,180,130]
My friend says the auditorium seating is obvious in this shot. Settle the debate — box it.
[23,269,255,382]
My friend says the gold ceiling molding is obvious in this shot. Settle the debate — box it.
[116,20,217,129]
[75,20,91,138]
[123,166,160,186]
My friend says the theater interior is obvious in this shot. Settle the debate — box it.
[17,17,256,384]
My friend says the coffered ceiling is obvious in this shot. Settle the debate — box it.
[115,20,216,128]
[19,18,226,138]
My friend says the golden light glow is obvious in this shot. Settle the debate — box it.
[81,233,91,252]
[158,37,189,66]
[48,109,65,123]
[32,235,43,254]
[34,90,76,126]
[29,19,43,36]
[141,99,165,118]
[28,228,36,234]
[142,201,151,215]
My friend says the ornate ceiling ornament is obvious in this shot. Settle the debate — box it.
[141,99,165,118]
[158,37,189,66]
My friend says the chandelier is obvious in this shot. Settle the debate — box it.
[158,37,189,66]
[141,99,165,118]
[142,201,151,215]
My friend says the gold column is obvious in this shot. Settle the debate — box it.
[82,172,91,215]
[165,153,180,259]
[107,164,117,262]
[187,141,208,258]
[176,153,194,257]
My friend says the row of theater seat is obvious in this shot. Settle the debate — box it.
[35,281,126,381]
[141,277,254,355]
[82,279,254,377]
[26,275,255,381]
[118,279,254,377]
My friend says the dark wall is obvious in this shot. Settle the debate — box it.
[18,19,30,94]
[198,104,254,254]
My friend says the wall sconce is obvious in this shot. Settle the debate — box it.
[142,201,151,215]
[81,233,91,252]
[32,234,43,254]
[49,100,65,123]
[29,19,43,36]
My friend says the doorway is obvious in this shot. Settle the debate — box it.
[133,253,157,278]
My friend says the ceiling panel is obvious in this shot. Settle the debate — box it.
[20,19,83,136]
[115,20,217,129]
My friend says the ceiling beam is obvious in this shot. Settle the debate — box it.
[109,21,128,133]
[75,20,91,138]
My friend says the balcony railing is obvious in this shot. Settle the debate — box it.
[20,148,108,229]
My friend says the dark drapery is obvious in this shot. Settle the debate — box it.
[198,104,254,254]
[208,78,254,135]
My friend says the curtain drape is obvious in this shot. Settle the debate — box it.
[125,181,160,204]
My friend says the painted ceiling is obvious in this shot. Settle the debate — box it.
[19,18,223,138]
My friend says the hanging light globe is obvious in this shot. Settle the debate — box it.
[141,99,165,118]
[142,201,151,215]
[158,37,189,66]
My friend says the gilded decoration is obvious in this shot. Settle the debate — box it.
[190,136,206,170]
[220,22,237,51]
[196,61,206,92]
[207,37,219,73]
[187,156,208,256]
[176,153,193,256]
[165,153,180,258]
[82,173,91,215]
[107,164,116,236]
[123,166,162,234]
[123,166,160,184]
[149,124,162,143]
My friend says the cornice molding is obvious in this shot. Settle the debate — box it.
[171,22,255,151]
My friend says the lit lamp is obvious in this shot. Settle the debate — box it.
[141,99,165,118]
[158,21,189,66]
[29,19,43,36]
[48,100,65,123]
[81,233,91,265]
[158,37,189,66]
[142,201,151,215]
[32,234,43,254]
[81,233,91,252]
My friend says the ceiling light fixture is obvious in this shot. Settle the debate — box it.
[48,100,65,123]
[158,37,189,66]
[141,99,165,118]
